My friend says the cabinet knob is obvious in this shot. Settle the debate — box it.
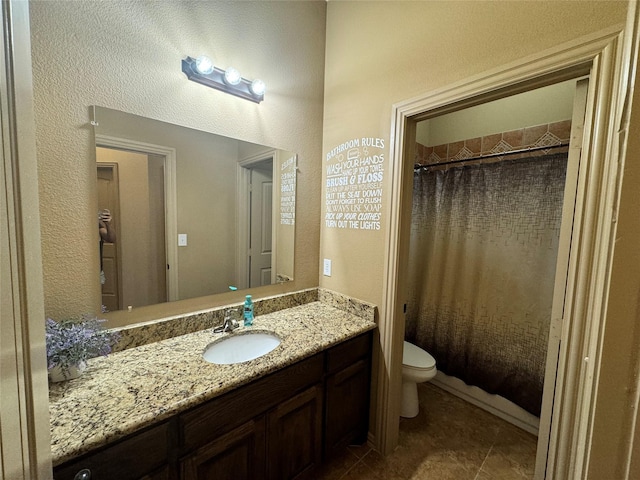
[73,469,91,480]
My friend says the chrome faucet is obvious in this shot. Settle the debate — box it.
[214,308,240,333]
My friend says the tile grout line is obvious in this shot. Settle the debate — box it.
[337,447,372,479]
[328,386,537,480]
[338,457,364,479]
[473,443,495,480]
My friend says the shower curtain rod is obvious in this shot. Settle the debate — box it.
[414,142,570,171]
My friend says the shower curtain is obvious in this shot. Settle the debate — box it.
[406,153,567,416]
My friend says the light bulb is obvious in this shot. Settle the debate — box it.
[224,67,241,85]
[195,55,214,75]
[250,79,266,96]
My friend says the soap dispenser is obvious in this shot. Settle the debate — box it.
[243,295,254,326]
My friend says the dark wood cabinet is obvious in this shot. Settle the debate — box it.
[325,359,371,457]
[181,384,323,480]
[267,385,323,480]
[324,333,372,458]
[178,353,324,454]
[181,418,266,480]
[140,466,172,480]
[179,354,324,480]
[52,422,171,480]
[53,331,372,480]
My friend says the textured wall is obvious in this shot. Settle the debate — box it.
[29,1,326,319]
[321,0,627,450]
[321,0,626,306]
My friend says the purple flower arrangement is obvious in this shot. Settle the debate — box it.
[45,315,120,377]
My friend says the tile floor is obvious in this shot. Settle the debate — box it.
[316,383,538,479]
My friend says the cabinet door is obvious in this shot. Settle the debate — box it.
[180,417,266,480]
[325,358,371,458]
[266,385,323,480]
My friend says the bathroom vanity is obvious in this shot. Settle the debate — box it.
[50,290,376,480]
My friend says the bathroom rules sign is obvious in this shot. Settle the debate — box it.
[325,137,385,230]
[280,154,296,225]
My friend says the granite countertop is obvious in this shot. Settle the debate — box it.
[49,297,376,466]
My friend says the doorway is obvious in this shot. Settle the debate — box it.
[381,29,628,480]
[237,153,276,289]
[95,135,178,308]
[97,147,168,310]
[248,160,274,287]
[97,162,121,311]
[403,78,587,477]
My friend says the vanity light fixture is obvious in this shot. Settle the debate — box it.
[195,55,214,75]
[223,67,242,86]
[250,79,266,97]
[182,56,265,103]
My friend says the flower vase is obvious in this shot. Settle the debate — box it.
[48,361,87,382]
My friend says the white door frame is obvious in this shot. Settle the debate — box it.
[1,1,52,477]
[236,150,277,289]
[94,134,179,302]
[381,24,636,479]
[534,76,589,477]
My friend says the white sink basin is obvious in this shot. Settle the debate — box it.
[203,331,281,364]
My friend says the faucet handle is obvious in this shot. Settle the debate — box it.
[214,308,240,333]
[225,308,240,329]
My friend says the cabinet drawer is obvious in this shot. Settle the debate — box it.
[53,422,170,480]
[325,332,372,375]
[180,353,324,452]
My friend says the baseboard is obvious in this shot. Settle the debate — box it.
[431,371,540,436]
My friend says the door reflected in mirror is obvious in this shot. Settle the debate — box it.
[94,106,296,312]
[97,150,167,311]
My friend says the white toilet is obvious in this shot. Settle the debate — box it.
[401,341,437,418]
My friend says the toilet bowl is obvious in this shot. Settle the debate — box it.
[401,341,437,418]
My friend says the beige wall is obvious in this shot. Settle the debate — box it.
[321,1,626,307]
[30,0,325,320]
[417,79,576,146]
[321,0,629,466]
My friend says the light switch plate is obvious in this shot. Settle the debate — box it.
[178,234,188,246]
[323,258,332,276]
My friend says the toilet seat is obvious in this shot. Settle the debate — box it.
[403,341,436,371]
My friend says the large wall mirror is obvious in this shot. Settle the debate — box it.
[29,0,325,323]
[93,106,296,313]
